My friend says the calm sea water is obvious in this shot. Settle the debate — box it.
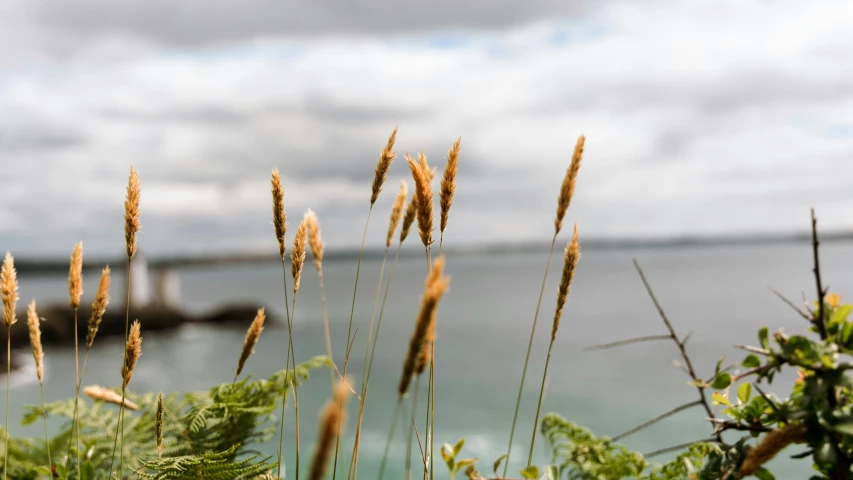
[6,242,853,478]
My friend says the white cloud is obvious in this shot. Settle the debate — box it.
[1,0,852,255]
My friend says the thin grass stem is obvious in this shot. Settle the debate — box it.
[503,234,557,477]
[4,326,9,480]
[405,375,423,480]
[332,207,373,480]
[276,259,293,479]
[527,337,555,466]
[39,381,51,468]
[72,308,81,479]
[377,398,403,480]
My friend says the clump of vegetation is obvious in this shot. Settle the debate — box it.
[1,128,852,480]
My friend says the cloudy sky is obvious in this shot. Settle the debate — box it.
[1,0,852,256]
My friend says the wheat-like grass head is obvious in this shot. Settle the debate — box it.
[125,167,141,258]
[304,209,324,272]
[555,135,585,235]
[371,127,398,206]
[552,224,581,341]
[440,137,461,234]
[271,168,287,259]
[387,180,408,248]
[236,308,266,379]
[69,241,83,309]
[1,252,18,327]
[86,266,111,348]
[291,218,308,295]
[121,320,142,389]
[406,152,434,249]
[27,300,44,382]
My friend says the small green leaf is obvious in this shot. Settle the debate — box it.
[521,465,540,479]
[442,443,455,470]
[755,467,776,480]
[830,305,853,326]
[456,458,479,471]
[758,327,769,349]
[742,354,761,368]
[712,391,732,407]
[715,356,726,375]
[830,422,853,435]
[711,372,732,390]
[493,454,508,476]
[738,383,752,405]
[453,438,466,456]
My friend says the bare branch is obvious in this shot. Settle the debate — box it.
[682,331,694,346]
[733,344,771,356]
[644,439,717,458]
[584,334,671,351]
[753,384,780,415]
[612,400,702,442]
[769,287,811,321]
[633,259,722,442]
[732,365,773,382]
[811,208,828,340]
[708,418,772,434]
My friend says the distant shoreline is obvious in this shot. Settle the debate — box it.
[12,229,853,274]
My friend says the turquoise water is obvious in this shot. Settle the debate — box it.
[6,241,853,478]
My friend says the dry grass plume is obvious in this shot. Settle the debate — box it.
[86,267,111,348]
[737,424,806,479]
[69,242,83,309]
[125,167,141,258]
[552,224,581,341]
[305,209,324,271]
[1,252,17,327]
[121,320,142,389]
[400,194,417,244]
[406,152,434,249]
[398,256,449,396]
[26,300,44,382]
[554,135,585,235]
[235,308,266,380]
[371,127,398,206]
[82,385,139,411]
[387,180,408,248]
[439,138,461,235]
[292,218,308,295]
[308,377,352,480]
[271,168,287,258]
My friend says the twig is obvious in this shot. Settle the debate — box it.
[733,344,771,356]
[584,334,671,351]
[612,400,702,442]
[633,259,722,442]
[769,287,811,321]
[644,439,716,458]
[753,384,780,415]
[708,418,772,434]
[731,365,774,383]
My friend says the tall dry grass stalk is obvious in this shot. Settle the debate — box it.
[309,377,352,480]
[527,226,580,466]
[235,308,266,382]
[26,300,50,468]
[305,210,335,387]
[333,128,398,480]
[504,134,585,476]
[69,241,84,477]
[270,167,295,479]
[156,392,165,458]
[284,218,308,480]
[110,319,142,477]
[439,138,461,253]
[348,181,408,480]
[1,251,18,480]
[398,257,448,480]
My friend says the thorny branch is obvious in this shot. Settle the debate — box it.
[632,259,723,443]
[612,400,702,442]
[583,334,671,351]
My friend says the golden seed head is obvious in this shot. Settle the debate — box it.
[291,218,308,295]
[439,137,461,235]
[236,308,266,380]
[69,241,83,309]
[371,127,398,206]
[399,256,450,396]
[121,320,142,389]
[400,194,417,244]
[83,385,140,410]
[552,225,581,341]
[271,167,287,258]
[308,376,352,480]
[406,152,434,249]
[1,252,18,327]
[156,392,165,458]
[555,135,585,235]
[125,166,141,258]
[86,266,111,348]
[27,300,44,382]
[304,209,324,272]
[387,180,408,248]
